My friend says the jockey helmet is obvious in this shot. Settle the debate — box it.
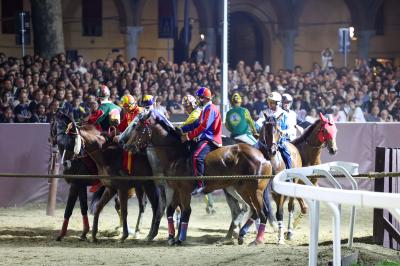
[231,93,242,104]
[182,95,197,108]
[282,93,293,103]
[267,91,282,103]
[120,94,136,108]
[196,87,212,99]
[141,94,154,108]
[98,85,110,99]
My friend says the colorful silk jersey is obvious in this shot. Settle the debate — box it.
[225,106,257,137]
[187,102,222,146]
[118,106,142,132]
[179,108,201,133]
[88,101,121,131]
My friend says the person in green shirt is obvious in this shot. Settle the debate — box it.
[225,93,258,145]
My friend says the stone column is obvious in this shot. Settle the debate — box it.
[357,30,375,60]
[281,30,297,70]
[31,0,65,59]
[126,26,143,60]
[205,27,217,61]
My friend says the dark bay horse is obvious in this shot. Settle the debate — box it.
[121,110,273,245]
[290,112,338,227]
[59,114,164,243]
[258,114,303,244]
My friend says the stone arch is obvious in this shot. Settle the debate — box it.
[229,2,275,67]
[62,0,129,32]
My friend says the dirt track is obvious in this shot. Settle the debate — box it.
[0,196,399,265]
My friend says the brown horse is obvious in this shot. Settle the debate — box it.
[121,110,273,245]
[52,111,148,241]
[61,114,164,243]
[290,112,338,227]
[258,114,303,244]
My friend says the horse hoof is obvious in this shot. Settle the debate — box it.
[133,232,140,239]
[174,240,183,246]
[92,237,98,243]
[238,236,244,245]
[277,238,285,245]
[168,237,175,246]
[249,240,263,246]
[285,231,294,241]
[56,235,63,241]
[79,234,88,241]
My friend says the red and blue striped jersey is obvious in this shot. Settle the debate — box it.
[188,102,222,146]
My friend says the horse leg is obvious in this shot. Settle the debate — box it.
[293,197,308,229]
[275,194,286,245]
[142,182,162,241]
[175,193,192,246]
[223,188,245,241]
[166,204,177,245]
[205,193,216,214]
[133,185,146,239]
[56,183,79,241]
[118,187,129,243]
[78,184,90,240]
[249,187,268,246]
[287,197,295,241]
[92,187,117,243]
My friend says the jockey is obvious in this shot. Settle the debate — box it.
[178,95,201,133]
[281,93,297,141]
[225,92,258,145]
[256,91,292,169]
[87,85,121,132]
[86,85,121,196]
[181,87,222,195]
[118,94,142,175]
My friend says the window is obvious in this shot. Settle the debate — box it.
[1,0,23,34]
[375,3,384,36]
[82,0,102,36]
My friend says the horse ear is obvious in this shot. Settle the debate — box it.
[319,112,327,122]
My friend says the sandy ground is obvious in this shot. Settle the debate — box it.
[0,195,399,266]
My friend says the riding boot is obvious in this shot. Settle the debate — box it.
[191,180,205,195]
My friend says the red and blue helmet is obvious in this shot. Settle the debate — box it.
[196,87,212,99]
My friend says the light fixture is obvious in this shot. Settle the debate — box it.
[349,26,356,40]
[200,34,205,40]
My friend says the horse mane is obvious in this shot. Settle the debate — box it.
[151,110,180,139]
[290,119,321,145]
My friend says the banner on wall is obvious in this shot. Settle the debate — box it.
[158,0,176,39]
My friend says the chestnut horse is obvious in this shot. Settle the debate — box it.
[121,110,273,245]
[290,112,338,227]
[60,114,164,243]
[258,114,303,244]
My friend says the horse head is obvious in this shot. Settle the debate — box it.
[259,113,282,159]
[317,112,338,155]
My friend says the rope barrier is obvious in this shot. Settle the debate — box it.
[0,172,400,180]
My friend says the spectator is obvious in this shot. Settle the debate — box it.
[167,93,185,115]
[0,106,14,123]
[30,103,49,123]
[365,106,381,122]
[14,91,32,122]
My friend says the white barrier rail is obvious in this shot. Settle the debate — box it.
[272,161,400,266]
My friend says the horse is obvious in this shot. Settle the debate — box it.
[289,112,338,227]
[257,114,303,244]
[120,110,273,246]
[58,112,164,243]
[51,111,149,241]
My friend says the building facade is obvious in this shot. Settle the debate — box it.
[0,0,399,70]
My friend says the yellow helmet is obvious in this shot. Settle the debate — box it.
[120,94,136,108]
[231,93,242,104]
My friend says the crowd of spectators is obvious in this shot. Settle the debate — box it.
[0,52,399,124]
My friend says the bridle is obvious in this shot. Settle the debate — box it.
[258,120,279,159]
